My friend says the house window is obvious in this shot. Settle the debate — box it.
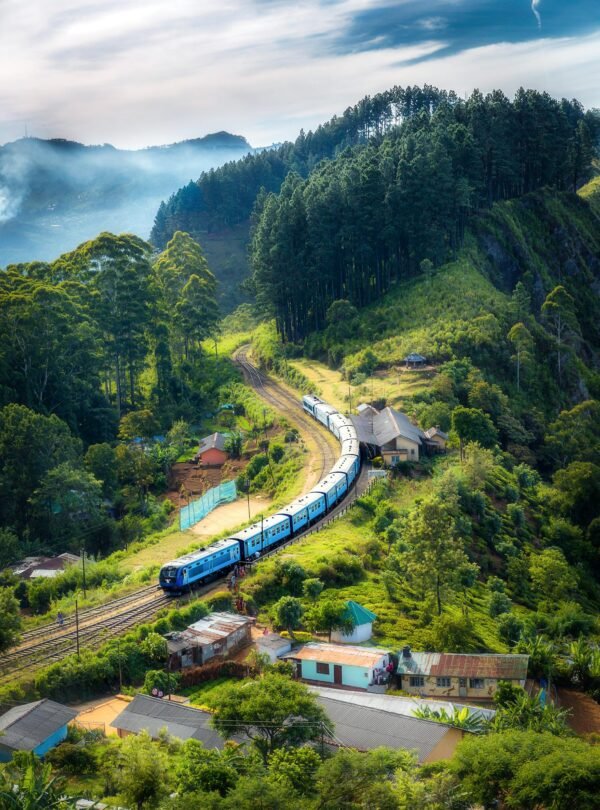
[436,677,451,688]
[469,678,484,689]
[391,455,399,464]
[410,449,415,456]
[316,662,330,675]
[409,676,425,687]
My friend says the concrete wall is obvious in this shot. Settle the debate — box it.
[0,724,69,761]
[331,622,372,643]
[299,654,388,689]
[382,437,420,464]
[423,728,464,763]
[198,448,228,466]
[401,675,513,700]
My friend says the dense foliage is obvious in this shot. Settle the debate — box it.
[249,89,599,340]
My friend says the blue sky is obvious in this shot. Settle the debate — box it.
[0,0,598,148]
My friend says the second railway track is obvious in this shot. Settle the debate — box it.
[0,350,358,681]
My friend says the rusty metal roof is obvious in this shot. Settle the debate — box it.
[167,612,253,649]
[287,643,388,668]
[396,652,528,680]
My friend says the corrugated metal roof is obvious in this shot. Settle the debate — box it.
[287,643,388,668]
[110,695,228,747]
[396,652,529,680]
[351,407,425,448]
[424,427,449,440]
[0,700,77,751]
[168,612,253,648]
[310,687,495,721]
[317,696,451,760]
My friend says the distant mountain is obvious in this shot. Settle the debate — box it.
[0,132,253,265]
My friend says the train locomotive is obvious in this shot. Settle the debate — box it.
[159,395,360,593]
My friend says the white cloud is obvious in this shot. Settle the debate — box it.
[0,0,598,148]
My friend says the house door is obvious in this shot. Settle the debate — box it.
[459,677,467,697]
[334,665,343,685]
[296,661,302,680]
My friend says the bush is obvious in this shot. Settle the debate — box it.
[47,743,97,775]
[316,554,364,587]
[489,591,512,618]
[206,591,233,611]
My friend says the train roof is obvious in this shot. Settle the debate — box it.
[338,425,358,441]
[331,454,359,473]
[314,402,338,416]
[163,537,239,568]
[310,471,346,494]
[302,395,323,406]
[276,491,324,517]
[329,412,353,427]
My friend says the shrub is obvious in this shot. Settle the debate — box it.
[47,743,97,775]
[316,554,364,587]
[489,591,512,618]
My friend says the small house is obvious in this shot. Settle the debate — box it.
[256,632,292,663]
[286,642,391,690]
[166,611,253,670]
[195,432,229,466]
[13,553,81,579]
[331,601,376,644]
[395,647,529,700]
[405,353,427,368]
[352,406,425,464]
[111,694,228,747]
[0,700,77,761]
[423,426,448,452]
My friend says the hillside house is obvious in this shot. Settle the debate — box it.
[423,426,449,452]
[195,432,229,466]
[0,700,77,761]
[256,632,292,663]
[405,353,427,368]
[331,601,376,643]
[352,405,447,465]
[285,643,392,690]
[13,553,81,579]
[166,612,253,669]
[395,647,529,700]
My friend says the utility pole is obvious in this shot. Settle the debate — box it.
[75,598,80,659]
[81,546,87,599]
[262,408,267,437]
[117,638,123,692]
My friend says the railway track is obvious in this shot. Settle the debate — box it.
[0,352,365,681]
[234,348,337,484]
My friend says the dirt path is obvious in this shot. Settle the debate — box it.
[558,688,600,736]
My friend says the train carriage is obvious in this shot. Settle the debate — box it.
[230,514,291,560]
[331,453,360,487]
[302,395,322,416]
[159,537,241,592]
[310,471,346,509]
[277,491,326,534]
[313,401,338,429]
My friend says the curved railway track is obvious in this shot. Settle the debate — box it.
[234,348,337,484]
[0,351,366,682]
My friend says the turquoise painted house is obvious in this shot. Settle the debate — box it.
[287,642,390,690]
[0,700,77,761]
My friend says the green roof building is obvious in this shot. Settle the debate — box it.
[332,600,377,643]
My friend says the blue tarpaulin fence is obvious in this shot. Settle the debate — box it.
[179,480,237,530]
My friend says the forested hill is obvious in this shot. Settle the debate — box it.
[0,132,252,267]
[149,86,461,307]
[151,86,599,310]
[249,90,599,342]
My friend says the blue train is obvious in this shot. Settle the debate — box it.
[159,395,360,593]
